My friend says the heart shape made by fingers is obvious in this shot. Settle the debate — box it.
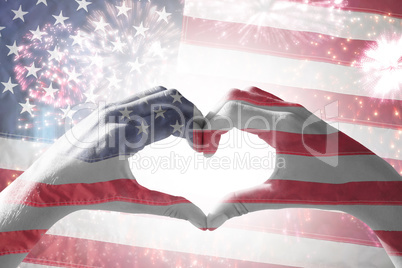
[133,128,278,214]
[135,86,401,268]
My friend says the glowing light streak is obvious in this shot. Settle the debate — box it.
[360,35,402,99]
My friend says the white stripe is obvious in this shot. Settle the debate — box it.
[208,100,401,160]
[0,137,50,171]
[178,44,402,101]
[276,154,401,183]
[6,201,401,233]
[46,210,394,267]
[0,123,399,177]
[19,263,59,268]
[242,204,402,231]
[18,155,134,185]
[338,122,402,161]
[184,0,402,41]
[390,256,402,268]
[208,101,339,134]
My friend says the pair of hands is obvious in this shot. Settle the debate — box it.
[0,86,401,267]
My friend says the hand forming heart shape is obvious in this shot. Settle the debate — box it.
[0,86,401,267]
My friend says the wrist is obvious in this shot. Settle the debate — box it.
[0,177,75,267]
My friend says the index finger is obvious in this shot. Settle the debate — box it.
[201,88,305,156]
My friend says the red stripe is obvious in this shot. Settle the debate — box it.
[23,234,299,268]
[228,179,402,205]
[374,231,402,256]
[0,229,47,256]
[226,88,302,107]
[259,83,402,130]
[0,168,23,192]
[257,130,374,156]
[8,179,190,207]
[245,86,402,130]
[178,74,402,129]
[182,17,371,66]
[285,0,402,19]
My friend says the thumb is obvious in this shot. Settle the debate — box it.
[162,200,207,230]
[138,187,208,230]
[207,192,250,230]
[207,182,284,230]
[98,178,207,230]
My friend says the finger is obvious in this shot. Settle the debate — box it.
[202,88,336,156]
[202,101,295,157]
[204,88,285,120]
[201,88,241,156]
[207,180,313,230]
[202,89,301,156]
[245,86,284,101]
[207,186,265,230]
[99,180,207,230]
[106,89,204,156]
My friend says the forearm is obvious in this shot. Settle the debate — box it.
[344,204,402,268]
[0,178,75,267]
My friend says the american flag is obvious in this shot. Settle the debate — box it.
[0,0,401,267]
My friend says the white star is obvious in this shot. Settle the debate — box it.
[60,105,74,119]
[12,5,28,22]
[116,1,131,17]
[53,11,69,27]
[19,99,35,116]
[136,121,149,135]
[43,82,58,99]
[133,22,148,37]
[154,106,166,119]
[129,58,144,73]
[89,53,103,67]
[119,107,132,120]
[84,91,98,103]
[66,68,81,82]
[2,77,18,94]
[93,17,109,33]
[149,41,163,57]
[170,91,183,103]
[25,62,41,78]
[76,0,92,12]
[6,41,20,56]
[170,120,184,134]
[36,0,47,5]
[155,7,171,23]
[107,74,121,88]
[30,26,46,41]
[71,31,84,46]
[111,38,126,53]
[47,45,62,62]
[0,26,5,37]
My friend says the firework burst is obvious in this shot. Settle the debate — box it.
[360,35,402,99]
[76,1,181,102]
[14,1,181,111]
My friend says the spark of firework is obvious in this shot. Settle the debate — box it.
[76,1,181,103]
[360,35,402,99]
[14,1,181,110]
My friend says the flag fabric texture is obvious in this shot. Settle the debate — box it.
[0,0,401,267]
[178,1,402,266]
[0,86,207,267]
[201,87,402,267]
